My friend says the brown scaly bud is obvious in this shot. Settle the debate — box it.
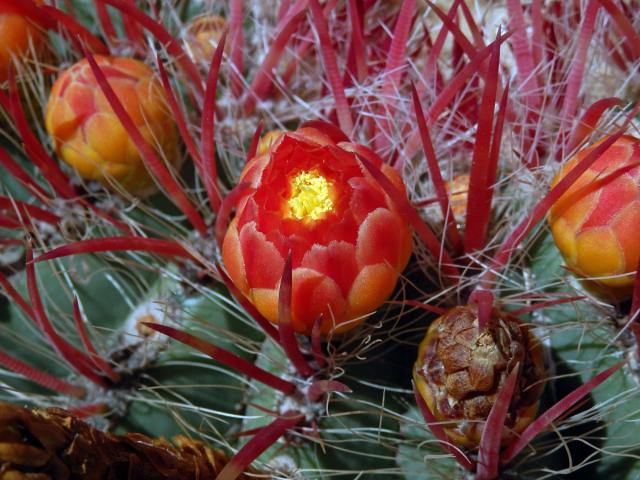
[413,305,545,448]
[0,403,253,480]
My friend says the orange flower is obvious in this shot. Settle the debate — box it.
[45,56,177,194]
[548,135,640,296]
[0,5,44,84]
[222,125,413,335]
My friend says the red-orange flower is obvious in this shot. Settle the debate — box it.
[222,125,413,335]
[548,135,640,297]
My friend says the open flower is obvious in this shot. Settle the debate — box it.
[222,125,412,335]
[414,305,545,448]
[548,135,640,297]
[45,56,177,194]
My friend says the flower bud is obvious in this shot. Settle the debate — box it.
[45,56,177,194]
[222,125,413,335]
[548,135,640,297]
[414,305,545,447]
[184,14,228,66]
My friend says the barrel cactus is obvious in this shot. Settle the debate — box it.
[1,1,640,479]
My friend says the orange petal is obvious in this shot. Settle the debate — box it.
[346,263,398,320]
[356,208,404,268]
[222,218,249,295]
[301,241,358,295]
[239,222,285,289]
[291,268,346,334]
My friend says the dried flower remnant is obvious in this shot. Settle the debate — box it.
[0,402,253,480]
[0,4,44,84]
[45,56,177,195]
[548,135,640,298]
[222,125,413,335]
[414,305,545,448]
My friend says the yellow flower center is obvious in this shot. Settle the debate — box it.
[287,170,334,221]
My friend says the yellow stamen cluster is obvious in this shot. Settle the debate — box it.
[287,170,334,221]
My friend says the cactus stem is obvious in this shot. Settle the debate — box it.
[35,237,195,263]
[25,246,111,389]
[144,323,298,395]
[278,252,315,378]
[412,383,476,471]
[82,46,209,236]
[0,271,34,319]
[0,351,86,398]
[476,363,520,480]
[411,83,463,255]
[100,0,203,97]
[0,146,52,201]
[500,361,624,465]
[216,411,304,480]
[309,0,354,136]
[201,30,227,214]
[509,295,586,316]
[72,296,121,383]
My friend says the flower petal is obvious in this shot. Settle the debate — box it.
[301,241,358,295]
[222,218,249,295]
[356,208,405,268]
[291,268,346,334]
[239,222,285,289]
[346,263,398,319]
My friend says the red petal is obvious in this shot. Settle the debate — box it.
[348,177,387,223]
[291,268,346,334]
[356,208,405,268]
[239,222,285,289]
[301,241,359,295]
